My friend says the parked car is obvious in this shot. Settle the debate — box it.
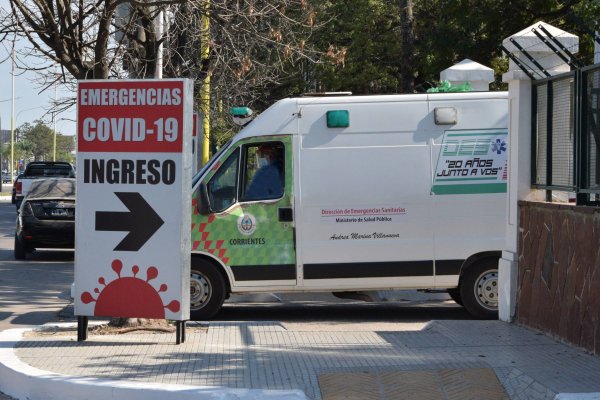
[11,174,24,204]
[15,178,75,260]
[15,161,75,208]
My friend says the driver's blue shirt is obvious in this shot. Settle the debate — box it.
[244,161,283,200]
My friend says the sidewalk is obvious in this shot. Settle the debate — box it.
[2,318,600,400]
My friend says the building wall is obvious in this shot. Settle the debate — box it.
[517,201,600,355]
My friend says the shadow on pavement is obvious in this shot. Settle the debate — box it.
[214,301,474,323]
[9,311,68,326]
[0,248,74,262]
[20,249,74,262]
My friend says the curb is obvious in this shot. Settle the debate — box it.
[0,327,308,400]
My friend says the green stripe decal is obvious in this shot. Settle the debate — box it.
[435,177,499,182]
[432,183,507,194]
[446,132,508,137]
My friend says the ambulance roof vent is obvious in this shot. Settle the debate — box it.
[300,91,353,97]
[440,59,494,92]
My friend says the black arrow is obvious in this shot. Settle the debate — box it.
[96,192,164,251]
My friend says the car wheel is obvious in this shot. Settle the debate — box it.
[459,258,499,319]
[190,259,227,320]
[14,234,27,260]
[447,288,463,306]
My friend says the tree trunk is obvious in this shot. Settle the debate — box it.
[400,0,414,94]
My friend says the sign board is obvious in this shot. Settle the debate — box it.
[432,130,508,195]
[75,79,192,321]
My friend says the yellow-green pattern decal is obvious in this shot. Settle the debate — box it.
[191,135,296,270]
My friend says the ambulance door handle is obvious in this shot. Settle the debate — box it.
[278,207,293,222]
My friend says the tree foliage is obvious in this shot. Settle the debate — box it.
[10,121,74,163]
[175,0,322,146]
[0,0,322,140]
[304,0,594,94]
[307,0,402,94]
[411,0,593,90]
[1,0,598,145]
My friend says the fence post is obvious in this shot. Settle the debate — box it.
[498,22,578,322]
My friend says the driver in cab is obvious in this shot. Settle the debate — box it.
[244,143,284,201]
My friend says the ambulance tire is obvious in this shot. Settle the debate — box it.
[14,234,26,260]
[459,258,499,320]
[447,288,463,306]
[190,259,226,320]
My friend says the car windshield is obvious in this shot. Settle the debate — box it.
[27,178,76,200]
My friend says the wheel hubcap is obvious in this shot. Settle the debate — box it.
[190,272,211,310]
[475,270,498,310]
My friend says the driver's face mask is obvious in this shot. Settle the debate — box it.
[257,156,269,168]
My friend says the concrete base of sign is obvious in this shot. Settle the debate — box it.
[0,327,307,400]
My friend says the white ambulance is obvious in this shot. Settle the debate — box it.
[190,91,509,320]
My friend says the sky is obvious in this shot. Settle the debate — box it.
[0,2,77,138]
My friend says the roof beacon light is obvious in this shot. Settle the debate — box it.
[230,107,254,126]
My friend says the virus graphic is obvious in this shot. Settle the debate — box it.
[81,259,180,319]
[491,139,507,154]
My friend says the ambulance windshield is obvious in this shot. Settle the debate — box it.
[192,140,232,187]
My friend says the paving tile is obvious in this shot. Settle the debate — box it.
[439,368,507,400]
[319,372,380,400]
[318,368,508,400]
[12,321,600,400]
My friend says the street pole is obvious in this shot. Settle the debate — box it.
[0,115,2,192]
[53,80,57,161]
[10,36,15,183]
[155,9,163,79]
[594,30,600,64]
[200,0,211,165]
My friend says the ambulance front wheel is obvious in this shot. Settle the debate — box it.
[447,288,463,306]
[459,258,499,320]
[190,259,226,320]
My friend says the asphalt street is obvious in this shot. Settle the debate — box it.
[0,200,74,332]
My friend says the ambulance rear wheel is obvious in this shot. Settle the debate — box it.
[460,259,499,320]
[190,259,226,320]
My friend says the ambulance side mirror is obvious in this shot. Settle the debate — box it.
[196,182,211,215]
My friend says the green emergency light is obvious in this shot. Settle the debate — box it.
[230,107,253,117]
[230,107,254,126]
[326,110,350,128]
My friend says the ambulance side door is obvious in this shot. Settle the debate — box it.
[191,136,296,288]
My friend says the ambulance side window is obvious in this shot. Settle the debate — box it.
[241,142,285,202]
[207,149,239,212]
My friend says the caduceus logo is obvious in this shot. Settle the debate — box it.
[491,138,507,154]
[237,213,257,236]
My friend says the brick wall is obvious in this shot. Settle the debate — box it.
[517,201,600,355]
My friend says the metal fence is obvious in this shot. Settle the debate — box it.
[532,63,600,205]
